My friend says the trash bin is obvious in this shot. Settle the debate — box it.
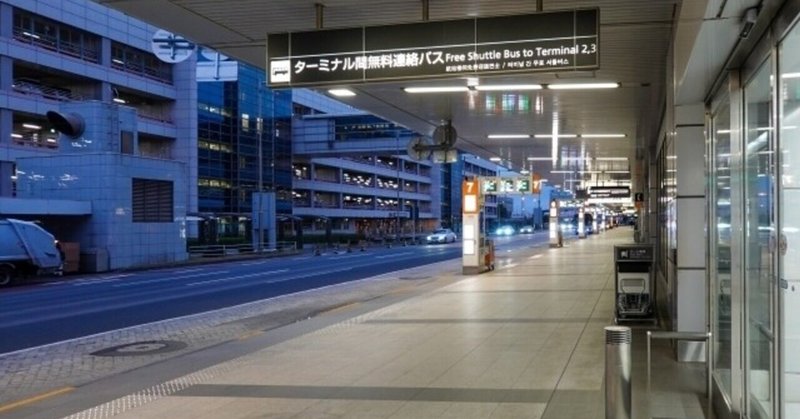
[613,244,655,322]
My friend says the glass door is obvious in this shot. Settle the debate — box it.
[711,100,733,399]
[744,60,776,419]
[778,19,800,419]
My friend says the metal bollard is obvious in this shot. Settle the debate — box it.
[605,326,632,419]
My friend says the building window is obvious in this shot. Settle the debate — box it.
[120,131,134,155]
[132,178,173,222]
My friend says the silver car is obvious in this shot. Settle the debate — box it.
[426,228,457,244]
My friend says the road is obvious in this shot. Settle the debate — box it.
[0,231,556,354]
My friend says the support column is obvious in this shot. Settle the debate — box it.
[674,103,707,362]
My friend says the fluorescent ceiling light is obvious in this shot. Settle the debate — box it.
[595,157,628,161]
[112,58,124,64]
[534,134,577,138]
[667,155,677,160]
[22,123,42,130]
[475,84,542,91]
[783,72,800,79]
[716,129,731,134]
[527,157,551,161]
[539,178,548,182]
[22,31,40,39]
[328,88,356,97]
[551,170,573,174]
[489,157,502,162]
[581,133,626,138]
[520,169,530,174]
[548,82,619,90]
[404,86,469,93]
[11,133,23,139]
[46,138,57,143]
[488,134,530,139]
[113,97,126,104]
[606,170,631,174]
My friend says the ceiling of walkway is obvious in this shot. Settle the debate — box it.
[99,0,686,190]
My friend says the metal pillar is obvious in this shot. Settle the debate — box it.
[605,326,632,419]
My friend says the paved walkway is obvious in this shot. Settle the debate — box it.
[4,228,710,419]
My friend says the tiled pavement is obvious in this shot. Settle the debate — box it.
[1,228,711,418]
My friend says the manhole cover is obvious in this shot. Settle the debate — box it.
[91,340,187,357]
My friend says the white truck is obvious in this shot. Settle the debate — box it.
[0,219,62,286]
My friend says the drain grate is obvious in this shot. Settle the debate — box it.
[91,340,187,357]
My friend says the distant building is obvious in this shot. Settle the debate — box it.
[0,0,197,269]
[440,154,500,233]
[290,90,440,242]
[196,55,292,240]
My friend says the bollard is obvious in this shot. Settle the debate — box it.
[605,326,632,419]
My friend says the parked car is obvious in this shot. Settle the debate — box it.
[426,228,457,244]
[519,225,534,234]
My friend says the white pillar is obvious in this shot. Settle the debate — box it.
[674,103,707,362]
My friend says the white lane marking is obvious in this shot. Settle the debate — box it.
[170,268,204,274]
[264,266,354,284]
[238,260,272,266]
[185,269,289,286]
[71,274,133,286]
[112,271,230,287]
[375,252,413,259]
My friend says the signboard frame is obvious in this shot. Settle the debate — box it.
[267,8,599,87]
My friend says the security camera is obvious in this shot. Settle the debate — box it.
[740,7,758,39]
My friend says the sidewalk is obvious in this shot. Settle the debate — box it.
[5,228,710,419]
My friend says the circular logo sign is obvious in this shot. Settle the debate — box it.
[151,29,195,63]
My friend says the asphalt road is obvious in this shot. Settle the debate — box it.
[0,231,555,354]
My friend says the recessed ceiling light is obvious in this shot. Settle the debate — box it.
[548,82,620,90]
[527,157,551,161]
[581,133,626,138]
[488,134,531,139]
[489,157,502,162]
[595,157,629,161]
[22,123,42,130]
[404,86,470,93]
[475,84,542,91]
[534,134,577,138]
[328,88,356,97]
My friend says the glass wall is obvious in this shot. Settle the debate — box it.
[778,16,800,419]
[743,59,776,419]
[711,98,733,397]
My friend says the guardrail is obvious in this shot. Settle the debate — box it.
[188,241,298,258]
[646,331,712,419]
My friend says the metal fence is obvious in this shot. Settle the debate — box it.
[188,241,298,258]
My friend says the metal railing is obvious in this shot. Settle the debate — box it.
[187,241,297,258]
[646,331,712,419]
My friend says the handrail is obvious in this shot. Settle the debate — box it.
[646,330,712,419]
[187,241,297,258]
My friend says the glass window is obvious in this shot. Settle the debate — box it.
[712,99,733,397]
[744,60,775,419]
[778,19,800,419]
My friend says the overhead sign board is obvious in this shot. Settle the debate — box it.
[588,186,631,199]
[267,9,599,87]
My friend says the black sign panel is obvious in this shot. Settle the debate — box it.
[588,186,631,199]
[267,9,599,87]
